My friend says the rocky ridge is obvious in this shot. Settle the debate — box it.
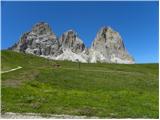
[9,22,134,64]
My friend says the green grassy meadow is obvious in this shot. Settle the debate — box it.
[1,50,159,118]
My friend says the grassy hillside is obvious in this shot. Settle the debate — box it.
[1,50,159,118]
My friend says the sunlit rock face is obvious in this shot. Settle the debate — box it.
[89,27,134,64]
[10,22,61,57]
[9,22,134,64]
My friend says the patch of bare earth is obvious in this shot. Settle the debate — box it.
[1,112,99,119]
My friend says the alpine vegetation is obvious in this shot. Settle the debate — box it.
[9,22,134,64]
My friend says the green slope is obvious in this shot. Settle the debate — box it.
[1,50,159,118]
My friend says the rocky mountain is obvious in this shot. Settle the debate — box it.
[9,22,134,64]
[55,30,88,62]
[89,27,134,63]
[59,30,85,53]
[10,22,61,57]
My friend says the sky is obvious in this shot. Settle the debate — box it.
[1,1,159,63]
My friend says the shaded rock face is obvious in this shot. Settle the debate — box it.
[10,22,134,64]
[54,30,88,62]
[90,27,134,63]
[59,30,85,53]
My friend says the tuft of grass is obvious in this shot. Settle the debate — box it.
[1,50,159,118]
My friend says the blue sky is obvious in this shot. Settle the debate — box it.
[1,1,159,63]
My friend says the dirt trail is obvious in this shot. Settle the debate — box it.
[1,66,22,74]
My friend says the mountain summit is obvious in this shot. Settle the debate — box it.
[9,22,134,64]
[89,27,134,63]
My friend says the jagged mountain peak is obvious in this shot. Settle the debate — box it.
[61,29,80,41]
[9,22,135,64]
[10,22,60,56]
[100,26,113,32]
[91,26,134,63]
[32,22,50,29]
[59,29,85,54]
[31,22,53,35]
[92,26,124,49]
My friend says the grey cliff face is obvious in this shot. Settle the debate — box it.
[10,22,135,64]
[11,22,60,56]
[59,30,85,54]
[92,27,125,52]
[90,27,134,63]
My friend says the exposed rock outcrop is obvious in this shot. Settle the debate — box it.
[59,30,85,53]
[56,30,88,62]
[11,22,60,57]
[89,27,134,63]
[10,22,135,64]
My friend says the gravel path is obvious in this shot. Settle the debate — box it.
[1,66,22,74]
[1,112,99,119]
